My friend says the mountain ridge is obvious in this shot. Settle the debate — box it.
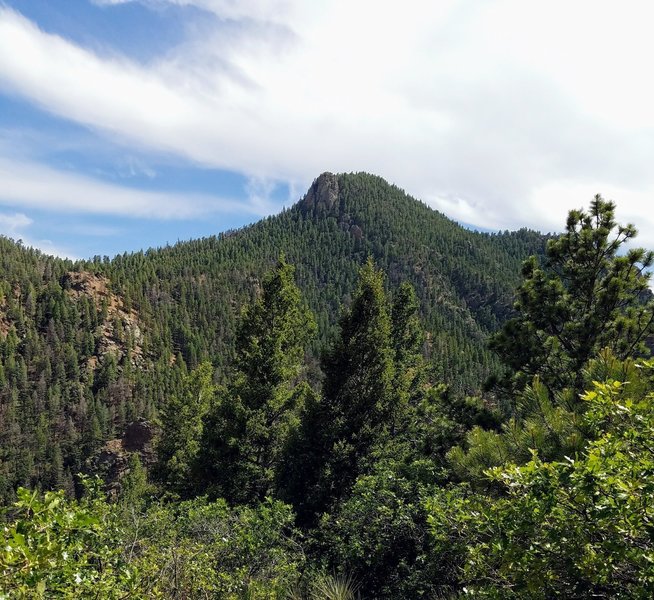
[0,171,546,499]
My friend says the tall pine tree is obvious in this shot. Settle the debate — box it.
[197,257,315,504]
[283,259,410,521]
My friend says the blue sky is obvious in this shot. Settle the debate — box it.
[1,1,654,259]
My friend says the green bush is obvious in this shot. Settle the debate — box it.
[0,478,138,599]
[427,359,654,598]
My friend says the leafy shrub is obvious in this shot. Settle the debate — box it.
[0,478,138,599]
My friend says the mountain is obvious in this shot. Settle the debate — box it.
[0,172,546,499]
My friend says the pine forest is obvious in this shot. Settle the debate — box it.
[2,172,654,599]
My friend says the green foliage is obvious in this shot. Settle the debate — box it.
[451,350,649,489]
[155,361,216,495]
[309,573,361,600]
[491,195,654,397]
[119,453,152,506]
[123,496,304,599]
[0,477,138,599]
[390,282,425,430]
[0,479,305,599]
[0,174,576,597]
[321,258,397,466]
[283,259,399,520]
[453,199,654,484]
[197,257,316,504]
[428,359,654,598]
[235,255,316,390]
[317,464,443,599]
[448,376,585,485]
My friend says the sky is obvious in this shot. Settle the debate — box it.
[1,0,653,259]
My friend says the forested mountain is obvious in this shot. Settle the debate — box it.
[0,172,546,500]
[3,188,654,598]
[101,171,546,388]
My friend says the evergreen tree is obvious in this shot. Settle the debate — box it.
[390,282,425,433]
[321,258,396,493]
[197,257,315,504]
[285,259,401,521]
[455,198,654,483]
[491,195,654,398]
[121,453,150,506]
[155,362,215,496]
[429,358,654,598]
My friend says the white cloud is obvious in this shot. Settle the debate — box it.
[244,176,281,215]
[26,238,80,260]
[0,156,265,219]
[0,1,653,247]
[0,211,32,234]
[0,210,78,258]
[119,156,157,179]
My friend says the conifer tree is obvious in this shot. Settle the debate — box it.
[322,258,396,480]
[491,196,654,398]
[284,259,401,520]
[454,199,654,482]
[198,257,315,504]
[391,282,424,431]
[155,361,215,495]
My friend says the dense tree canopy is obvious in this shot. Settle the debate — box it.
[5,179,654,599]
[0,173,544,503]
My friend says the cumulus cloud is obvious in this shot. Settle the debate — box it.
[1,1,653,246]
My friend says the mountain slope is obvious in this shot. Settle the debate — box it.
[0,172,546,499]
[103,172,545,384]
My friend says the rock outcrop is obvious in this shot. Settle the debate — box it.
[87,418,156,498]
[300,172,366,241]
[301,172,340,214]
[64,271,144,367]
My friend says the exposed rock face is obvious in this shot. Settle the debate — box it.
[64,271,144,367]
[350,224,363,240]
[123,419,155,452]
[301,172,340,213]
[0,301,9,338]
[300,172,365,242]
[87,418,156,498]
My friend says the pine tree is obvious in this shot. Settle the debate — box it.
[390,282,424,431]
[155,362,215,496]
[121,453,150,506]
[284,259,399,521]
[454,199,654,483]
[197,257,315,504]
[490,196,654,398]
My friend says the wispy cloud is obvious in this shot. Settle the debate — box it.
[0,211,32,235]
[0,156,263,219]
[0,210,78,258]
[118,156,157,179]
[244,176,281,215]
[1,1,654,248]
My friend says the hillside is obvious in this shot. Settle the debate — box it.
[101,172,546,383]
[0,172,546,499]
